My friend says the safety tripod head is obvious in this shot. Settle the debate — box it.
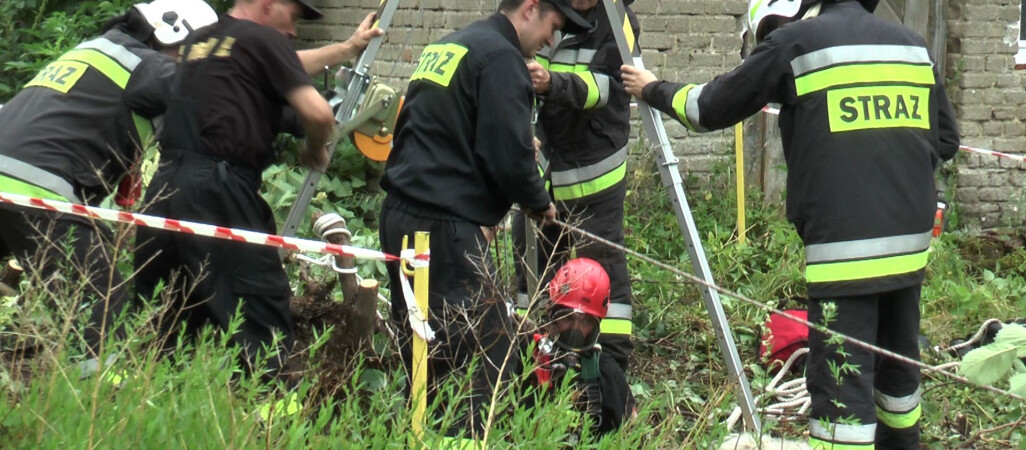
[331,67,402,162]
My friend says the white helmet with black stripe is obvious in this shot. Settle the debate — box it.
[135,0,218,48]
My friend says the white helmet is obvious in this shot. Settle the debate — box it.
[747,0,810,43]
[748,0,878,43]
[135,0,218,47]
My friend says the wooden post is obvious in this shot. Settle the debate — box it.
[0,259,23,295]
[345,279,379,349]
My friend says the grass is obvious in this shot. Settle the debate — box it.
[1,144,1025,448]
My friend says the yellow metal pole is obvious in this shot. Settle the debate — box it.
[735,122,746,244]
[410,232,429,444]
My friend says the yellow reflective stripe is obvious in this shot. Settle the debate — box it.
[548,63,592,74]
[808,438,874,450]
[805,250,929,283]
[62,49,131,88]
[876,404,921,429]
[551,159,626,200]
[600,318,632,335]
[671,84,699,131]
[537,164,551,191]
[622,11,636,53]
[0,174,69,202]
[573,71,600,109]
[535,54,549,69]
[794,63,935,96]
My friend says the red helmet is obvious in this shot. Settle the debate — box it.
[548,258,610,319]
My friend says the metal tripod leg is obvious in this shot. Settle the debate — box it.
[524,218,540,301]
[280,0,401,249]
[602,0,761,432]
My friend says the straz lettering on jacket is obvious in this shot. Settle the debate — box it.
[25,61,88,93]
[790,44,936,133]
[410,43,468,87]
[181,37,237,62]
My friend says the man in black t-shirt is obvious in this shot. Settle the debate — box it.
[133,0,381,380]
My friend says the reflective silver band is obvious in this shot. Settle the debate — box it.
[76,37,141,71]
[593,72,611,109]
[805,231,932,264]
[516,293,531,309]
[550,146,628,187]
[549,48,598,66]
[686,83,709,133]
[875,387,922,413]
[0,154,82,204]
[606,303,632,320]
[809,421,876,443]
[790,45,932,76]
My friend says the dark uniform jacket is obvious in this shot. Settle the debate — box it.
[0,28,172,205]
[642,0,959,297]
[381,13,550,226]
[535,1,639,202]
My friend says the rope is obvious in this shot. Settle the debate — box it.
[725,347,811,430]
[386,0,426,79]
[537,214,1026,403]
[931,318,1004,356]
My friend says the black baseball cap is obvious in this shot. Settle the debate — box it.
[293,0,325,20]
[541,0,593,35]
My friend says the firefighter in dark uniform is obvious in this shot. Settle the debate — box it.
[132,0,380,380]
[378,0,590,440]
[622,0,960,447]
[0,0,218,373]
[521,258,636,436]
[513,0,639,373]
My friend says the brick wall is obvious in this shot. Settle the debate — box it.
[946,0,1026,228]
[300,0,1026,227]
[300,0,747,177]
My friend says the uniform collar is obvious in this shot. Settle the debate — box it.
[487,13,522,51]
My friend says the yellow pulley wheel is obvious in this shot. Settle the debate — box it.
[352,131,393,162]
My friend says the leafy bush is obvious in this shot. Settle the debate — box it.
[0,0,236,102]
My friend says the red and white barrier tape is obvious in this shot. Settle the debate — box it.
[0,192,400,262]
[760,106,1026,163]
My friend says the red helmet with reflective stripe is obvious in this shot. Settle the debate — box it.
[548,258,610,319]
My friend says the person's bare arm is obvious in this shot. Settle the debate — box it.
[286,85,335,170]
[296,13,383,76]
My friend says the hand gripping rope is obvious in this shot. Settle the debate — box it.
[0,192,434,340]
